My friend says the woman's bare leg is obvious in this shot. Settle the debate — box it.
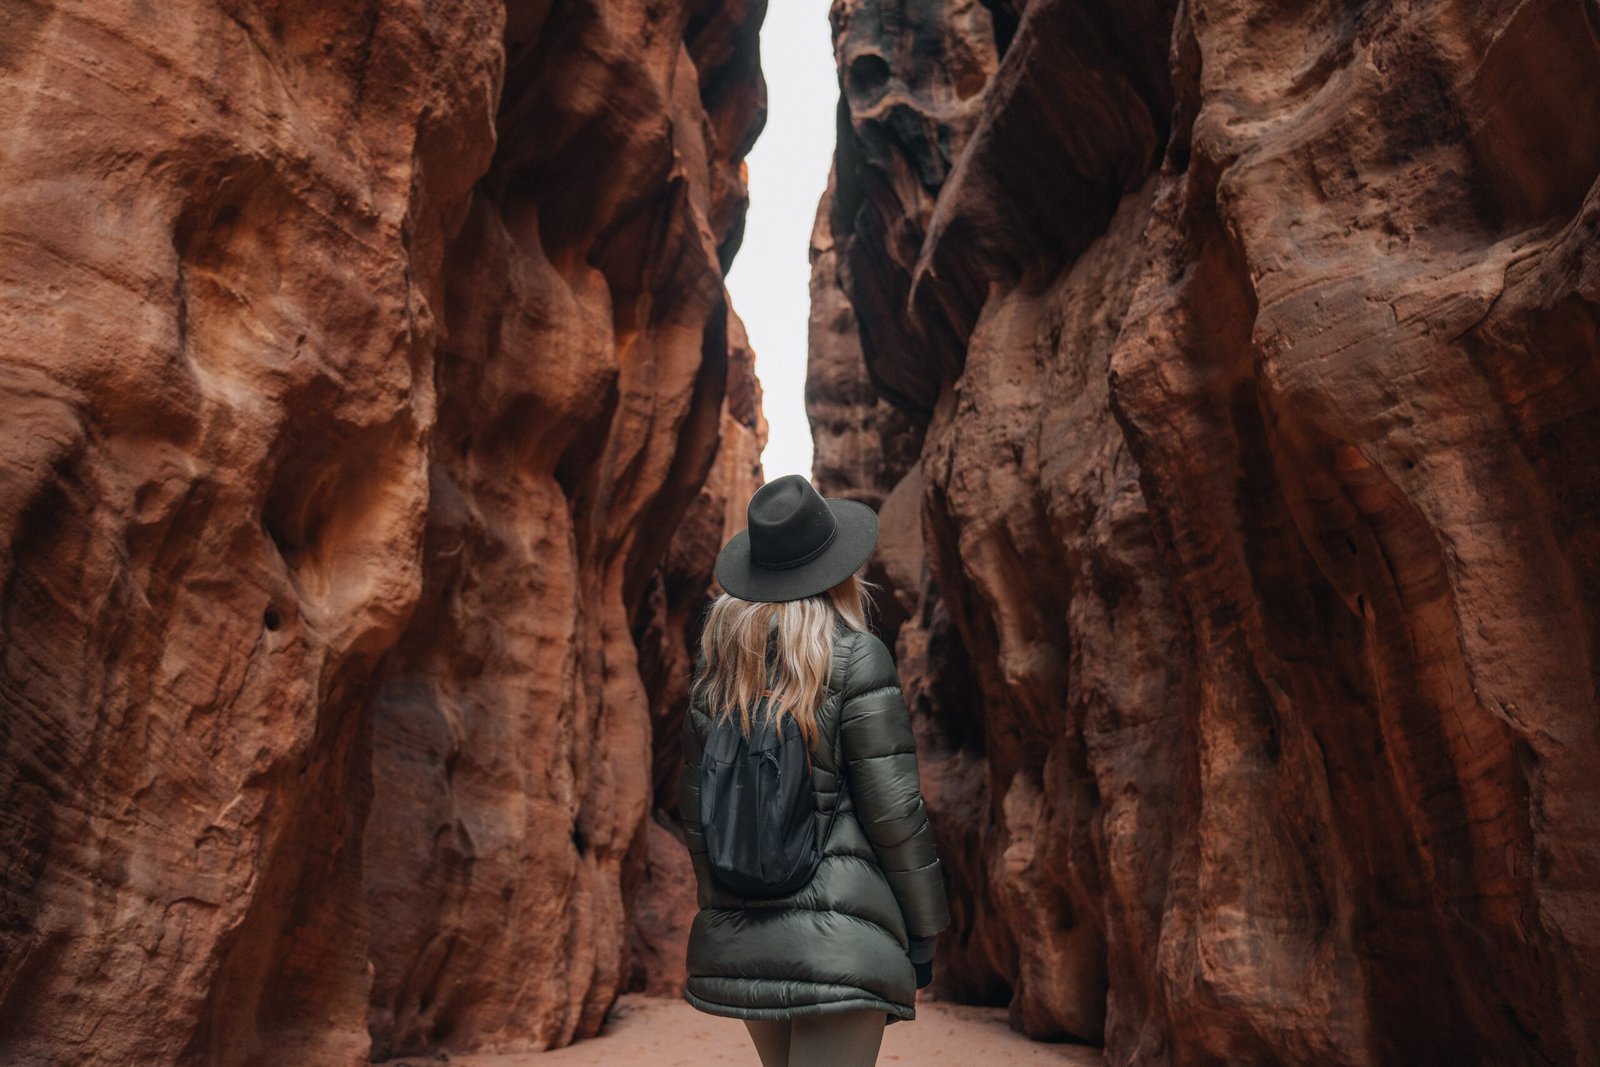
[743,1018,791,1067]
[787,1010,887,1067]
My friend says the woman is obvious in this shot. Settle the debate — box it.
[679,474,951,1067]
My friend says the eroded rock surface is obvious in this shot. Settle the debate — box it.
[814,1,1600,1063]
[0,1,763,1064]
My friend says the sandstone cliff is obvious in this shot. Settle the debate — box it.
[813,1,1600,1064]
[0,2,762,1064]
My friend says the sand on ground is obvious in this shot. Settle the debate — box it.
[386,995,1104,1066]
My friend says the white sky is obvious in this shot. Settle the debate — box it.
[725,3,838,482]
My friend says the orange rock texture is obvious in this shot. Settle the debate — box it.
[812,1,1600,1064]
[0,1,763,1064]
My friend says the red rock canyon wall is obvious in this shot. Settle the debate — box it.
[812,0,1600,1064]
[0,1,763,1064]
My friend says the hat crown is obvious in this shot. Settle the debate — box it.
[747,475,838,570]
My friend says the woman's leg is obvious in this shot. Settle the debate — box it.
[743,1018,792,1067]
[788,1010,887,1067]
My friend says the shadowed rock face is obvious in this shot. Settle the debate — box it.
[0,1,762,1064]
[814,0,1600,1063]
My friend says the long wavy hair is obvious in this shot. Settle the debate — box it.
[692,573,875,749]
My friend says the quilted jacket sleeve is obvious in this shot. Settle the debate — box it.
[838,630,951,939]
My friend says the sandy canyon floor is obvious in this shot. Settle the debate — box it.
[387,995,1104,1066]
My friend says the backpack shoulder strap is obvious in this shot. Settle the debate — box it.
[815,625,860,849]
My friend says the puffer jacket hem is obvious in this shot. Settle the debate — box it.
[683,986,914,1023]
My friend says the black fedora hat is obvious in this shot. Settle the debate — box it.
[714,475,879,602]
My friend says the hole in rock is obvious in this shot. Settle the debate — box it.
[572,825,589,857]
[847,53,890,97]
[263,607,281,631]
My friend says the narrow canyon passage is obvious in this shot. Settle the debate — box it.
[2,1,1598,1067]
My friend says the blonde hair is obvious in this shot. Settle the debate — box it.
[693,574,876,749]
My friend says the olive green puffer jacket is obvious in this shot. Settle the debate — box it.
[679,624,951,1021]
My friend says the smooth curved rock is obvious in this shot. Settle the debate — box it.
[0,1,764,1064]
[814,0,1600,1063]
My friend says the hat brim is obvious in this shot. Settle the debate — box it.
[713,498,879,603]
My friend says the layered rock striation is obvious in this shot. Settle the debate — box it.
[0,1,763,1064]
[813,1,1600,1064]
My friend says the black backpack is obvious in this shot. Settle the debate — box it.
[698,695,842,898]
